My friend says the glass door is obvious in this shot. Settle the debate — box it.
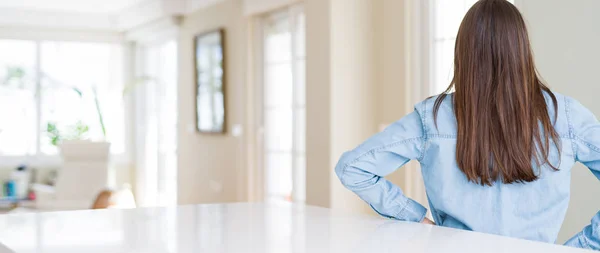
[261,5,306,203]
[134,40,178,207]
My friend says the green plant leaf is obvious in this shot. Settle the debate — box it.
[122,76,155,96]
[71,87,83,98]
[46,122,61,146]
[2,66,27,89]
[92,87,107,139]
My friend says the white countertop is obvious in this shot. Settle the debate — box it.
[0,202,590,253]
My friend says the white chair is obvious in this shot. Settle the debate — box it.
[33,141,111,211]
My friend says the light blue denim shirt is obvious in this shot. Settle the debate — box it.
[335,92,600,250]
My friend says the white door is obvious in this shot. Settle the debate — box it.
[518,0,600,243]
[260,5,306,203]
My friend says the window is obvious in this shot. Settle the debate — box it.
[262,6,306,203]
[0,40,37,155]
[0,40,124,157]
[430,0,514,94]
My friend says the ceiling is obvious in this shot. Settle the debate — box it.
[0,0,146,14]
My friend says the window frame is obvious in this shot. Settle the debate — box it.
[0,36,131,168]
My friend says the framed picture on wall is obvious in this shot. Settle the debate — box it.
[194,29,226,134]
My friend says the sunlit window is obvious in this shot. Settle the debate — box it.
[0,40,124,156]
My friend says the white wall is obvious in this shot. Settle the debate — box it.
[518,0,600,243]
[177,0,248,204]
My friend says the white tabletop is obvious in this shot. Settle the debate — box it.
[0,202,589,253]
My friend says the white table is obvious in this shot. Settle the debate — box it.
[0,202,590,253]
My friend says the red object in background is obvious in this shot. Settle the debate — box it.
[28,191,35,200]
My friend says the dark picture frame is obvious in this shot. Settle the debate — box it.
[194,28,226,134]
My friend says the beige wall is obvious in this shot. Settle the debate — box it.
[177,0,248,204]
[243,0,299,15]
[518,0,600,243]
[376,0,408,123]
[329,0,378,213]
[305,0,411,214]
[305,0,332,208]
[375,0,412,204]
[305,0,380,211]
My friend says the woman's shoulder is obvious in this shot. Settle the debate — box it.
[414,94,456,136]
[556,92,600,132]
[414,93,453,115]
[543,91,592,129]
[553,92,592,116]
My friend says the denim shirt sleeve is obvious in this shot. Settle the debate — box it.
[563,97,600,250]
[334,109,427,222]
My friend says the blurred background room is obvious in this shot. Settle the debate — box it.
[0,0,597,245]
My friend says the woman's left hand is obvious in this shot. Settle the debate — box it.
[421,217,435,225]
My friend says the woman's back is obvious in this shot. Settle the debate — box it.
[335,92,600,248]
[418,92,573,242]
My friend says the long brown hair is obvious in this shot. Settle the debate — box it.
[433,0,560,186]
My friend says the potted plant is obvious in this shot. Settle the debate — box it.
[39,80,111,210]
[47,120,111,163]
[46,87,111,163]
